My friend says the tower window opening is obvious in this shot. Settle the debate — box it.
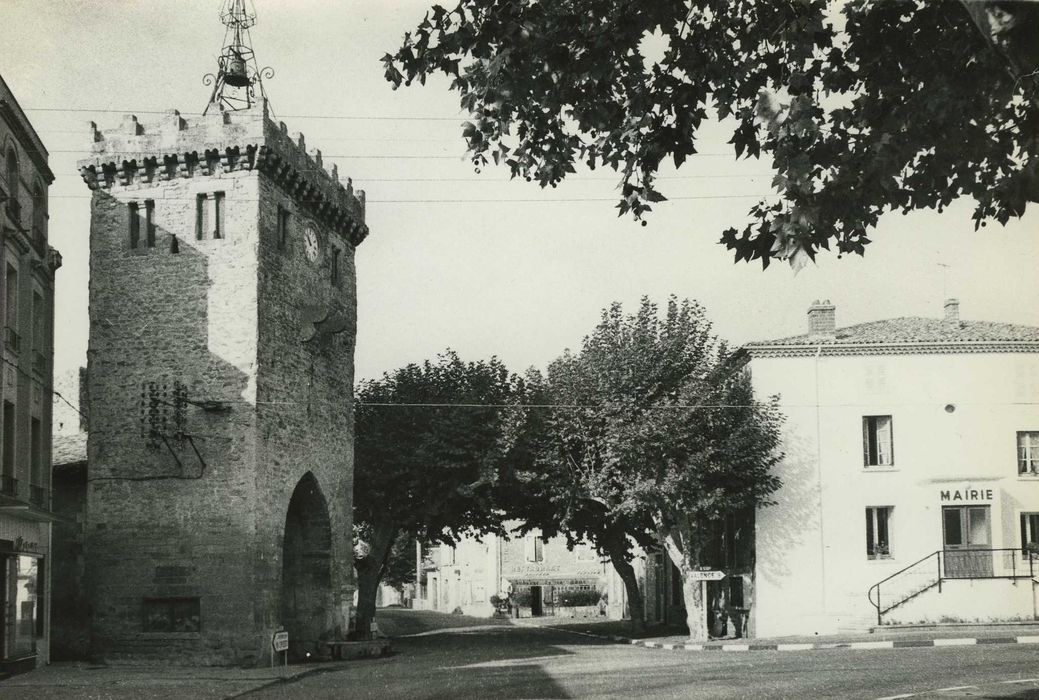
[195,194,207,240]
[331,247,340,284]
[213,191,225,239]
[129,202,140,248]
[145,200,155,247]
[170,235,180,255]
[277,205,290,248]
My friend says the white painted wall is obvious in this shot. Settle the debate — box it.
[751,350,1039,636]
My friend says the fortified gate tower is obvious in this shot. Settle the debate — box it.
[76,1,367,664]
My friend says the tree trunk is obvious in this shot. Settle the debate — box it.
[602,534,644,632]
[660,525,709,642]
[353,522,398,639]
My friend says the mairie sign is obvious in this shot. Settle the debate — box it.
[689,570,725,581]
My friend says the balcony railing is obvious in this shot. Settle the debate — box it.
[0,474,17,498]
[32,350,46,376]
[4,327,20,354]
[29,484,46,509]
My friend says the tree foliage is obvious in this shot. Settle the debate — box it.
[352,350,524,631]
[384,1,1039,267]
[524,297,783,638]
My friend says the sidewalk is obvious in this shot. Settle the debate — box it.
[527,618,1039,653]
[0,659,357,700]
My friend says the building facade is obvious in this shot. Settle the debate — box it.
[421,526,611,618]
[748,300,1039,636]
[77,102,367,664]
[0,73,61,673]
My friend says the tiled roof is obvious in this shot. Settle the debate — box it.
[52,432,87,467]
[749,318,1039,348]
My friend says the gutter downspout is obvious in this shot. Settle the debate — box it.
[814,343,828,621]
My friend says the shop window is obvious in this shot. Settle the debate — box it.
[128,202,140,248]
[866,506,893,559]
[6,555,38,657]
[863,415,894,467]
[1021,513,1039,555]
[524,533,544,563]
[1019,432,1039,476]
[143,597,201,633]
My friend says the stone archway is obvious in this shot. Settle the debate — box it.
[281,472,333,660]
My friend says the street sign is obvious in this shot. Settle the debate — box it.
[272,631,289,652]
[689,570,725,581]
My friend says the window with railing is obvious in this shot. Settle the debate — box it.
[5,263,18,353]
[2,399,15,497]
[1022,513,1039,555]
[1019,432,1039,476]
[866,506,893,559]
[5,147,19,225]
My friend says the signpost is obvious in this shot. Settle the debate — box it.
[272,630,289,670]
[689,570,725,581]
[688,570,725,638]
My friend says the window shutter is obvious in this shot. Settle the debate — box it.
[524,535,535,562]
[862,418,871,465]
[876,417,892,465]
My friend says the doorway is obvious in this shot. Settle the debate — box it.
[943,505,993,578]
[530,586,543,616]
[281,473,332,660]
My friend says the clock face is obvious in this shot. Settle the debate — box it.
[303,226,319,263]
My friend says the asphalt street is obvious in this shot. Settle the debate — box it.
[244,624,1039,700]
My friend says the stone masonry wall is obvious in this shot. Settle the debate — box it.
[80,103,364,665]
[85,171,262,664]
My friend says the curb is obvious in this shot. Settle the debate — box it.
[529,624,1039,653]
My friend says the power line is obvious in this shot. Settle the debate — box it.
[43,193,775,203]
[51,150,736,158]
[24,107,466,121]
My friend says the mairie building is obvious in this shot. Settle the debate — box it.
[747,299,1039,636]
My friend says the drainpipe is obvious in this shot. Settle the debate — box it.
[814,343,828,618]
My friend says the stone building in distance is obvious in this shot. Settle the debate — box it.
[76,97,368,663]
[0,72,62,674]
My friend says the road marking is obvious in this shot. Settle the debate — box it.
[933,638,976,646]
[683,644,704,651]
[1016,636,1039,644]
[875,678,1039,699]
[934,686,973,692]
[722,644,750,652]
[1000,678,1039,684]
[776,643,814,651]
[849,641,894,649]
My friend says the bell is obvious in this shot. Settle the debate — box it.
[223,55,250,87]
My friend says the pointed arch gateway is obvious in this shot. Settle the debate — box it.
[281,472,333,659]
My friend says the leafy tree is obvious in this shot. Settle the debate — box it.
[527,297,783,640]
[353,351,523,635]
[384,1,1038,267]
[499,370,656,629]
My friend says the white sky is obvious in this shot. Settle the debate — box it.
[2,0,1037,389]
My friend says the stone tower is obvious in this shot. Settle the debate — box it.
[77,103,367,664]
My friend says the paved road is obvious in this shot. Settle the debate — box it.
[244,625,1039,700]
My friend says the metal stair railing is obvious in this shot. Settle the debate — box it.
[867,551,941,626]
[868,549,1038,626]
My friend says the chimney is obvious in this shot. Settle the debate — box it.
[943,298,960,326]
[807,299,836,339]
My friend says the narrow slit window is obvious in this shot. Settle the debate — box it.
[331,247,340,284]
[277,205,290,248]
[213,192,225,239]
[195,194,207,240]
[128,202,140,248]
[144,200,155,247]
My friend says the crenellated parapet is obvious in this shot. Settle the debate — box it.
[77,100,368,246]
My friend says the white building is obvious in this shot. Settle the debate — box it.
[747,299,1039,636]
